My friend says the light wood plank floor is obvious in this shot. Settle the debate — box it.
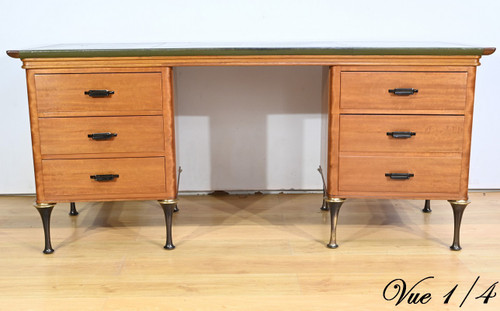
[0,192,500,310]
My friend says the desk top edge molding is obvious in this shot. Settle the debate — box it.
[6,45,496,59]
[8,45,494,69]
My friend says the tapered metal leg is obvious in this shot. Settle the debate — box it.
[174,166,182,213]
[326,198,345,249]
[448,200,470,251]
[69,202,79,216]
[320,198,328,211]
[34,203,56,254]
[318,166,328,211]
[159,200,177,250]
[423,200,432,213]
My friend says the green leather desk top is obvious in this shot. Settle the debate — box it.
[7,42,495,59]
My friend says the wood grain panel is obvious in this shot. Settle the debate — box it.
[340,71,467,111]
[459,66,477,199]
[25,70,46,203]
[34,72,163,115]
[339,115,464,153]
[38,116,165,155]
[327,67,341,197]
[338,155,462,194]
[42,157,166,197]
[161,67,177,200]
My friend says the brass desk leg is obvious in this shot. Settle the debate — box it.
[34,202,56,254]
[448,200,470,251]
[326,198,346,249]
[159,200,177,250]
[423,200,432,213]
[320,197,328,211]
[174,166,182,213]
[317,166,328,211]
[69,202,79,216]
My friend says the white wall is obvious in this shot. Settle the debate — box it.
[1,0,499,193]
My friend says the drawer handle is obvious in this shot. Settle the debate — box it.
[84,90,115,97]
[90,174,119,181]
[386,131,416,139]
[388,88,418,96]
[385,173,414,180]
[88,132,118,140]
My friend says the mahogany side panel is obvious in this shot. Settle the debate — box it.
[459,66,477,200]
[25,70,46,203]
[162,67,178,200]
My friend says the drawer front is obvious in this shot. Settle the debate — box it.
[340,71,467,111]
[39,116,165,155]
[42,157,166,196]
[339,115,464,153]
[338,156,462,193]
[34,72,163,115]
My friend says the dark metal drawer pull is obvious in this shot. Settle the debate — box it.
[386,131,416,138]
[84,90,115,97]
[385,173,414,180]
[388,88,418,96]
[88,132,118,140]
[90,174,119,181]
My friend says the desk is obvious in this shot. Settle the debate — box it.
[7,43,495,253]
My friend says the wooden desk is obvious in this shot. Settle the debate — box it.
[7,43,495,253]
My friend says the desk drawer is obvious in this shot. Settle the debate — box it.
[338,155,462,193]
[42,157,166,196]
[340,71,467,111]
[34,72,163,115]
[39,116,165,155]
[339,115,464,153]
